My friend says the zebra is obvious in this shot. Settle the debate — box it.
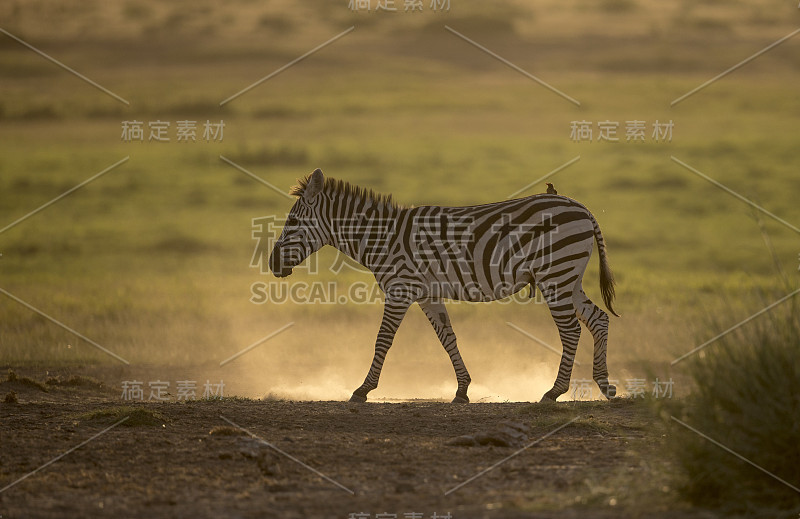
[268,168,618,403]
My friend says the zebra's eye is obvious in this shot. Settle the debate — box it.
[286,216,299,226]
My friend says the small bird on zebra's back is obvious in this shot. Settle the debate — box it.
[546,183,558,195]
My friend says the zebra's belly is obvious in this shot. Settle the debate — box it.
[414,268,533,302]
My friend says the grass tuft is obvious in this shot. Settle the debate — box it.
[262,393,288,402]
[46,375,104,389]
[5,369,48,392]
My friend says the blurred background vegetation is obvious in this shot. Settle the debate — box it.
[0,0,798,403]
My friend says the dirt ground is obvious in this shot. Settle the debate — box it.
[0,367,707,519]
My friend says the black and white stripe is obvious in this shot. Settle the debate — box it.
[269,168,618,403]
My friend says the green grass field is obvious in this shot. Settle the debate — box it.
[1,0,798,402]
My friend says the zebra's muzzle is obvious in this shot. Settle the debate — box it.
[273,265,293,278]
[268,245,294,278]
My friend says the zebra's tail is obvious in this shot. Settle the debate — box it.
[590,214,619,317]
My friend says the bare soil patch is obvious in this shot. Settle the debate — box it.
[0,368,702,518]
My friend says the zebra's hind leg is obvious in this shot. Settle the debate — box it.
[419,299,471,403]
[349,298,411,403]
[540,313,581,402]
[575,291,615,399]
[539,284,582,402]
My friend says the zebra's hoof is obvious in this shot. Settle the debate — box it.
[451,395,469,404]
[348,393,367,403]
[604,385,617,399]
[539,391,558,403]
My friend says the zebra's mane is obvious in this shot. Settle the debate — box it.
[290,174,405,211]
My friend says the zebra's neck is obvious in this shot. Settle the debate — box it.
[325,194,400,274]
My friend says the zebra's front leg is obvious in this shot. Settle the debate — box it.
[349,298,411,403]
[418,300,471,403]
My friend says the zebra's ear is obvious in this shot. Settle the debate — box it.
[303,168,324,200]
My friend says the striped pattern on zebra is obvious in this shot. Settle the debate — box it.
[268,168,618,403]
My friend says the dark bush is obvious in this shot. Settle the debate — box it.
[669,304,800,516]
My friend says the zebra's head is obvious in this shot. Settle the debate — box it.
[269,168,329,278]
